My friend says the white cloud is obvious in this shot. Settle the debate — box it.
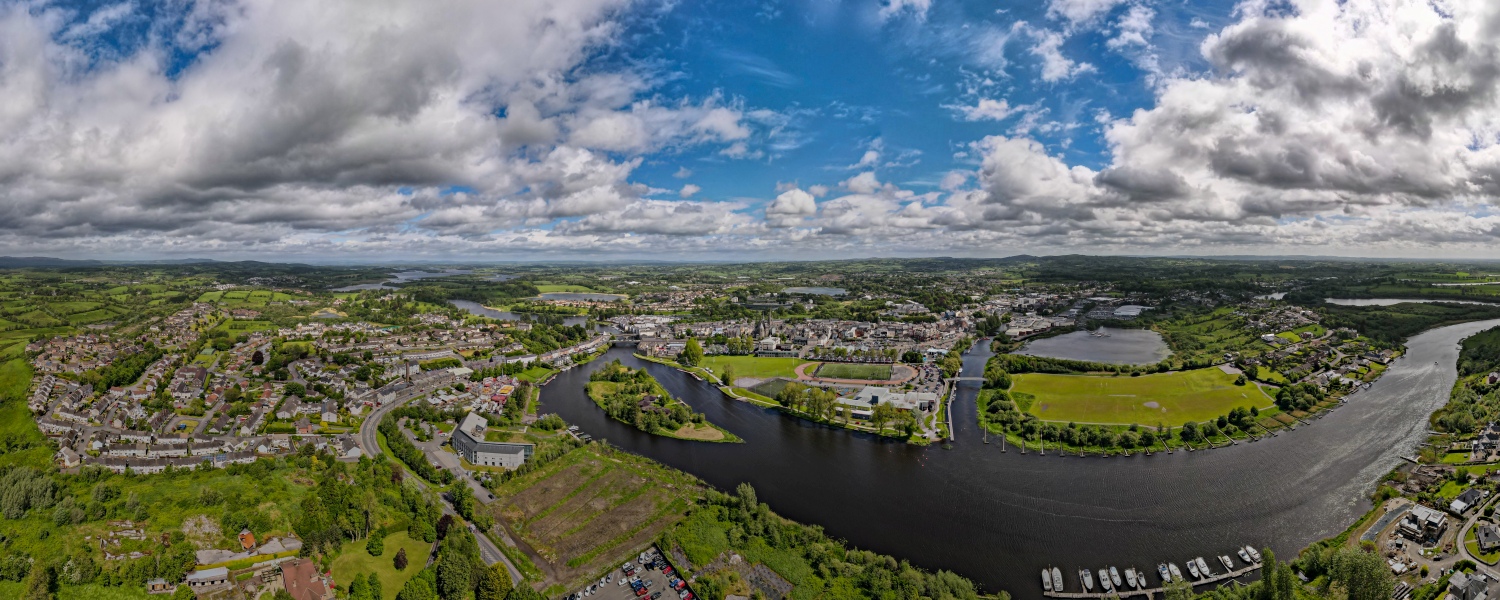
[1045,0,1128,28]
[842,171,883,194]
[948,98,1017,121]
[1107,3,1153,50]
[808,185,830,197]
[1025,25,1095,82]
[679,184,701,198]
[673,167,693,178]
[877,0,932,22]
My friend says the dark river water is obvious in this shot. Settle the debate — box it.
[532,319,1500,599]
[1016,328,1171,365]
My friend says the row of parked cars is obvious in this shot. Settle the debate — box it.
[567,549,695,600]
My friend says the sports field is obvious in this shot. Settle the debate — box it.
[815,363,893,381]
[699,355,807,380]
[1015,367,1271,425]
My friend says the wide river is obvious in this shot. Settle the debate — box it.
[533,319,1500,599]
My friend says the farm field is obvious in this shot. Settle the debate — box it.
[487,444,700,589]
[331,531,433,600]
[1015,367,1273,425]
[698,355,807,380]
[814,362,893,380]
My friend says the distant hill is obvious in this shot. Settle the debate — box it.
[0,256,220,268]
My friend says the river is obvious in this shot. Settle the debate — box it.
[529,318,1498,599]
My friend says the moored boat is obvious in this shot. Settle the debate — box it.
[1169,563,1183,581]
[1043,570,1052,592]
[1220,556,1234,571]
[1186,559,1201,579]
[1081,569,1094,591]
[1237,548,1252,563]
[1158,564,1171,583]
[1099,570,1113,592]
[1110,567,1122,588]
[1246,546,1262,563]
[1125,569,1138,589]
[1196,557,1211,576]
[1052,568,1063,592]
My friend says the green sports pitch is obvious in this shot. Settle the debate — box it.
[814,363,893,380]
[1014,367,1271,425]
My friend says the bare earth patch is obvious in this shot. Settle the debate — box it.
[672,423,725,441]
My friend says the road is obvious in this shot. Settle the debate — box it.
[356,396,524,585]
[1456,495,1500,580]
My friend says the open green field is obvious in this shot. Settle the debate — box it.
[331,531,432,600]
[1015,367,1271,425]
[814,362,892,380]
[699,355,808,380]
[488,444,700,588]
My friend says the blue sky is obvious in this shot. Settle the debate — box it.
[3,0,1500,260]
[620,0,1227,201]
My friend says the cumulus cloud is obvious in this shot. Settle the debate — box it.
[1046,0,1128,28]
[948,98,1017,121]
[1025,25,1096,82]
[679,184,701,198]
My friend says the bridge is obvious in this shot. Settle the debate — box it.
[948,376,985,382]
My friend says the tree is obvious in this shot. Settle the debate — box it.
[369,575,384,600]
[22,562,56,600]
[679,338,704,367]
[504,586,548,600]
[1162,579,1194,600]
[1234,374,1248,386]
[395,547,410,570]
[349,574,370,600]
[172,586,196,600]
[476,565,513,600]
[367,531,386,556]
[436,539,474,600]
[1328,547,1393,600]
[721,364,736,387]
[871,403,900,435]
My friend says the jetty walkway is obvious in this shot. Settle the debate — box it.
[1043,563,1262,599]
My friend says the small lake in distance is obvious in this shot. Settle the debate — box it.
[1015,327,1171,365]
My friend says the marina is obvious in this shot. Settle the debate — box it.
[1043,548,1264,599]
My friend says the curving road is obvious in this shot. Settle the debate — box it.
[356,395,524,585]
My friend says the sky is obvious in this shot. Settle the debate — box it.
[1,0,1500,262]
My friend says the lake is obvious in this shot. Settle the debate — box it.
[782,286,847,296]
[535,319,1499,599]
[450,300,589,326]
[1015,328,1171,365]
[1326,298,1497,306]
[331,269,472,291]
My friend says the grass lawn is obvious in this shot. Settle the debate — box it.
[1466,526,1500,565]
[518,366,557,382]
[331,531,432,600]
[1255,365,1288,384]
[699,355,807,380]
[1015,367,1271,425]
[1443,452,1472,464]
[672,422,728,441]
[1276,331,1303,343]
[814,363,893,380]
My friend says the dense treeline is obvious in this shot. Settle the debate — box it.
[1458,326,1500,377]
[404,279,541,307]
[668,483,987,600]
[380,414,455,485]
[81,344,163,389]
[987,353,1169,375]
[1293,300,1500,344]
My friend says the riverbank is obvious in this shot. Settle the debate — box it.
[633,353,930,443]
